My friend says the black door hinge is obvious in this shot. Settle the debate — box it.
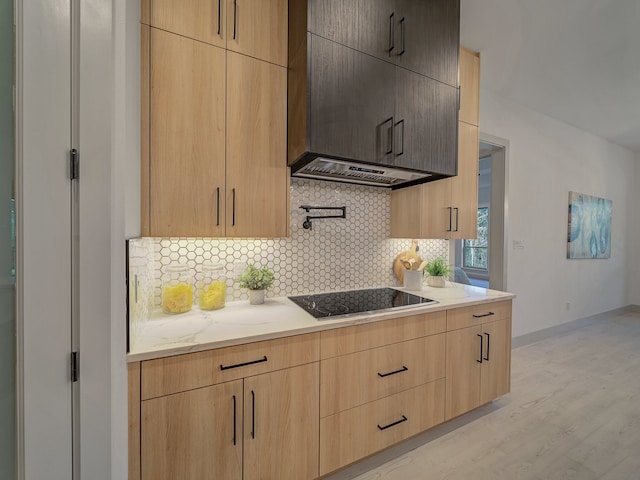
[71,351,79,382]
[70,148,79,180]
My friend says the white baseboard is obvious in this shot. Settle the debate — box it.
[512,305,639,349]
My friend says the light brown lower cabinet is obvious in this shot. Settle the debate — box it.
[445,301,512,420]
[140,363,319,480]
[130,301,512,479]
[319,379,445,476]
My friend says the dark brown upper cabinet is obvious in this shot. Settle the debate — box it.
[288,0,460,187]
[307,0,460,87]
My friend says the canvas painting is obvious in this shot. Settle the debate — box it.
[567,192,612,259]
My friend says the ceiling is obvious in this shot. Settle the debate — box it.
[460,0,640,153]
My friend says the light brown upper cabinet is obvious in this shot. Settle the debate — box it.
[141,0,289,237]
[390,47,479,240]
[147,0,287,66]
[459,47,480,126]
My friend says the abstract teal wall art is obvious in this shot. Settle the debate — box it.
[567,191,612,259]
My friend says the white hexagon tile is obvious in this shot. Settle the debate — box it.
[128,178,448,325]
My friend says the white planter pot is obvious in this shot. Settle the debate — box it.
[248,289,266,305]
[403,270,424,290]
[426,275,446,288]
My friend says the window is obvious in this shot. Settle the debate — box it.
[463,207,488,270]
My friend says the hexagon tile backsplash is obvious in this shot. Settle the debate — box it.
[128,178,448,323]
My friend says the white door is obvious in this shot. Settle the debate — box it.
[18,0,73,478]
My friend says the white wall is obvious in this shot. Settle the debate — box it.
[480,90,635,337]
[630,154,640,305]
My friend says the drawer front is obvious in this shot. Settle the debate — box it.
[321,310,446,359]
[319,378,445,476]
[446,300,512,331]
[320,334,445,417]
[141,333,320,399]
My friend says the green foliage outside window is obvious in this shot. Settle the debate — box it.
[463,207,488,270]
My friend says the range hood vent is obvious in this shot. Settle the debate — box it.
[292,158,431,188]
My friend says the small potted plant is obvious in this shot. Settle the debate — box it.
[425,258,450,288]
[238,264,275,305]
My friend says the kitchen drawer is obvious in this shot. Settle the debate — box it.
[320,334,445,417]
[321,310,446,359]
[446,300,512,332]
[319,378,445,476]
[141,333,320,399]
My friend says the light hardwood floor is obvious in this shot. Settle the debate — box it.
[325,309,640,480]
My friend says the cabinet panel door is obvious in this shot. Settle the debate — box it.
[150,29,226,236]
[151,0,227,47]
[141,380,243,480]
[390,185,422,238]
[394,67,458,175]
[226,0,288,66]
[450,122,478,239]
[445,325,481,420]
[244,363,320,480]
[418,178,451,239]
[309,34,396,165]
[226,52,288,237]
[480,318,512,405]
[309,0,395,62]
[395,0,460,87]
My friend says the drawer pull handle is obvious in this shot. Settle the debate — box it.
[220,355,268,371]
[378,415,408,431]
[378,365,408,378]
[472,312,495,318]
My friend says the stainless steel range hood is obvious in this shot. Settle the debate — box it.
[291,157,431,188]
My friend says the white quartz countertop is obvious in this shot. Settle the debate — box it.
[127,283,515,362]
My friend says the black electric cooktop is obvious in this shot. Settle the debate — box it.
[288,287,437,320]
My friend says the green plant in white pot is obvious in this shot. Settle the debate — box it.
[238,264,275,305]
[424,258,450,288]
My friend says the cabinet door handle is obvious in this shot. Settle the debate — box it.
[484,332,491,361]
[381,116,394,155]
[477,334,483,363]
[447,207,453,232]
[378,365,408,378]
[233,0,237,40]
[394,119,404,157]
[250,390,255,439]
[454,207,459,232]
[217,0,221,35]
[377,415,407,431]
[216,187,220,226]
[232,394,237,445]
[388,13,395,53]
[399,17,406,55]
[219,355,268,371]
[472,312,495,319]
[231,188,236,226]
